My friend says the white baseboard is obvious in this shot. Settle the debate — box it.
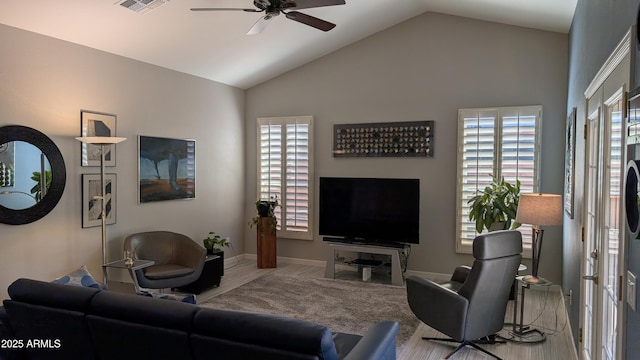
[556,285,579,360]
[240,253,327,268]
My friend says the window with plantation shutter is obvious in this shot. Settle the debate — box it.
[257,116,313,240]
[456,106,541,256]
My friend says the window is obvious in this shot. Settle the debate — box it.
[456,106,541,255]
[257,116,314,240]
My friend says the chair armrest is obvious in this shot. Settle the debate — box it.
[406,275,468,340]
[343,321,399,360]
[451,265,471,284]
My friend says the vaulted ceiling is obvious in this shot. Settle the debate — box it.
[0,0,576,89]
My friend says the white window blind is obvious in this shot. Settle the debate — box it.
[257,116,313,240]
[456,106,541,256]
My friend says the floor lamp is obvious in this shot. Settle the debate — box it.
[75,136,126,281]
[515,193,562,284]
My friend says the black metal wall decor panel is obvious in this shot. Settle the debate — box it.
[333,121,434,158]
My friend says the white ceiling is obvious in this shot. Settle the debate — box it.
[0,0,576,89]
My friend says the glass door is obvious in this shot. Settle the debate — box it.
[582,106,601,360]
[600,90,624,360]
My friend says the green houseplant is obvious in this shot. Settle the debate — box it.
[468,176,521,233]
[249,196,279,235]
[203,231,230,255]
[30,170,52,202]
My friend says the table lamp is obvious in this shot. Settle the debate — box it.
[515,193,562,284]
[75,136,126,280]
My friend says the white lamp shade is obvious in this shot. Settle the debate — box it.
[75,136,127,144]
[516,193,563,226]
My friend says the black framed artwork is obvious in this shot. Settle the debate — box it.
[80,110,118,167]
[564,107,576,218]
[138,135,196,203]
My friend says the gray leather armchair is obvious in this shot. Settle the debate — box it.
[406,230,522,359]
[124,231,206,290]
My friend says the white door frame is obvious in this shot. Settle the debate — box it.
[581,28,631,360]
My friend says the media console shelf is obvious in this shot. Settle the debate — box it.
[324,241,408,286]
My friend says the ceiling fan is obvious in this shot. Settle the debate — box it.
[191,0,346,35]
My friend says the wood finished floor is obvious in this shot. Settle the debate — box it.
[112,258,577,360]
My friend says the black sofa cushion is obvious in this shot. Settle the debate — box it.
[191,308,339,360]
[3,279,101,360]
[87,290,199,360]
[89,290,198,331]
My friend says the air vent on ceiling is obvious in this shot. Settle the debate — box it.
[115,0,169,14]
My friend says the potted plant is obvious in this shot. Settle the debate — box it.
[249,196,279,268]
[203,231,230,255]
[468,176,521,233]
[249,196,279,235]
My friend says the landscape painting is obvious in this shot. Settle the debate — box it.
[138,135,195,203]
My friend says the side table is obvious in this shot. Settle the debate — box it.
[102,259,155,292]
[176,254,222,294]
[510,275,552,343]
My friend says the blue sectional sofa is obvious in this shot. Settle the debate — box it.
[0,278,399,360]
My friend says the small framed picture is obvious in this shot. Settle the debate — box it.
[80,110,117,167]
[82,173,116,228]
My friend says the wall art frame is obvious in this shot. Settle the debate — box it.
[564,107,576,218]
[82,173,116,228]
[80,110,117,167]
[138,135,196,203]
[333,120,434,158]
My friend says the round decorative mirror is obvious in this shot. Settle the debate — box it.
[0,125,66,225]
[625,159,640,238]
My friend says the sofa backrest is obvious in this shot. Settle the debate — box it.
[87,289,199,359]
[3,279,340,360]
[3,278,101,360]
[191,308,338,360]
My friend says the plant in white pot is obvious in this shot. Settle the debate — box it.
[468,176,521,233]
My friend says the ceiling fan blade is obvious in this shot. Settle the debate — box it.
[247,16,273,35]
[285,11,336,31]
[283,0,345,10]
[190,8,262,12]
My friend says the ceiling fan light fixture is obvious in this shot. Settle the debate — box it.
[192,0,345,34]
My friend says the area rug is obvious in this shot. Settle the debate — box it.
[200,273,419,349]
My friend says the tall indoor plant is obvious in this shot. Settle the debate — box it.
[468,176,521,233]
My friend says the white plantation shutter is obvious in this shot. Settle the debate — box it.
[257,116,313,240]
[456,106,541,256]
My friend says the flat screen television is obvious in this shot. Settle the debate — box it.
[319,177,420,246]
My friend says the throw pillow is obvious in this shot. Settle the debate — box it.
[138,291,196,304]
[52,265,103,289]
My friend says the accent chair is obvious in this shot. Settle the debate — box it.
[406,230,522,359]
[124,231,206,291]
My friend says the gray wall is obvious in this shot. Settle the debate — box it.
[0,24,246,299]
[565,0,640,353]
[245,12,568,281]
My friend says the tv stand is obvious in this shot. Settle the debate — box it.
[324,241,408,286]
